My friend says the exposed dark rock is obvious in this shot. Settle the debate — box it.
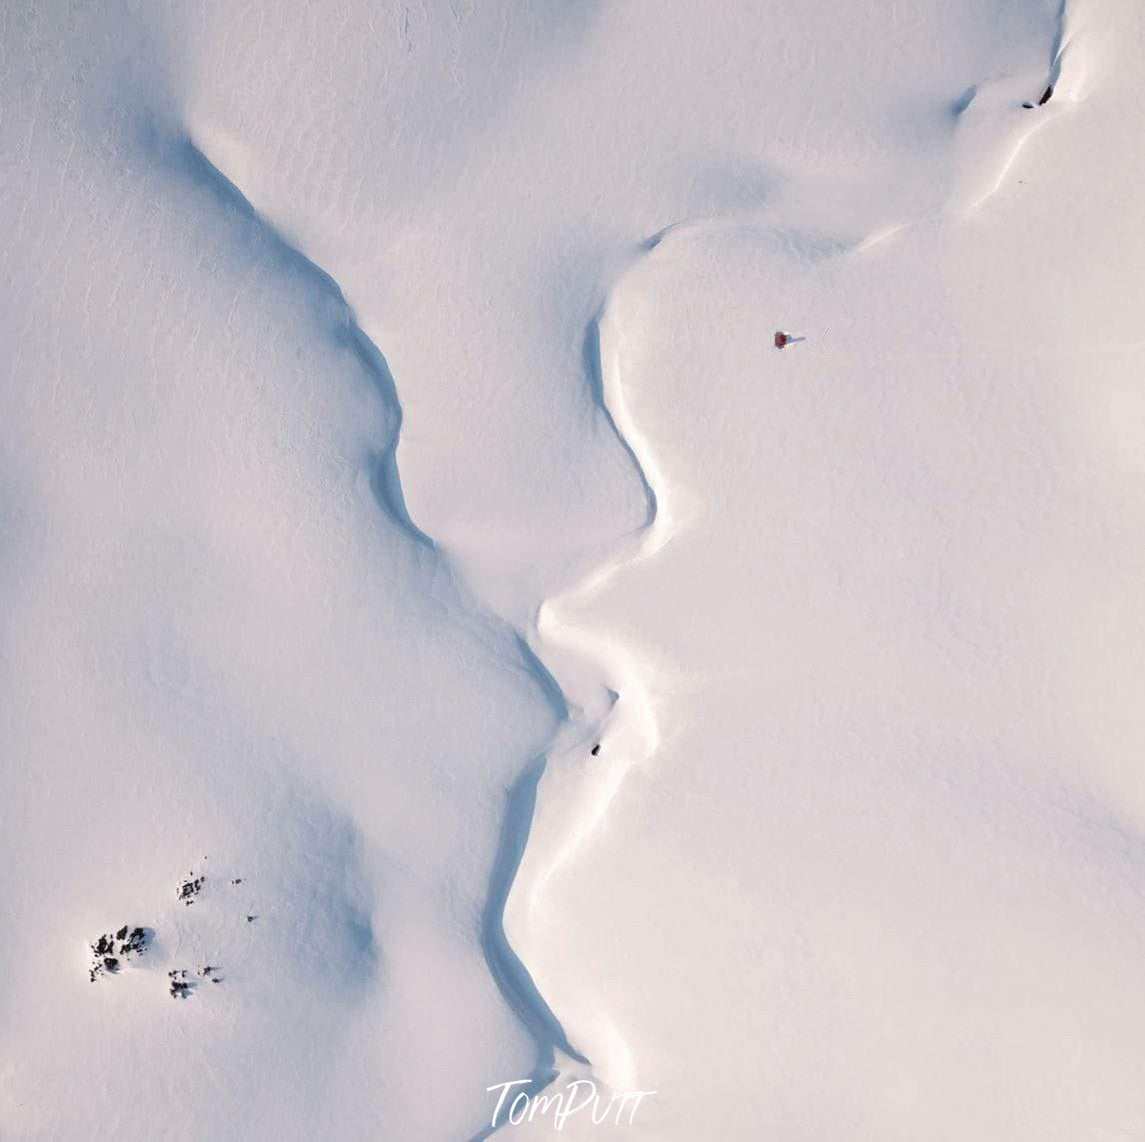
[89,925,149,981]
[178,873,206,905]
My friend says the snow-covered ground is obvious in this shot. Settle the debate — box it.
[3,1,1144,1138]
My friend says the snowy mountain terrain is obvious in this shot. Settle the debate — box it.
[3,1,1144,1138]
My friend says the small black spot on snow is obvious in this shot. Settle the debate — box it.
[590,744,601,756]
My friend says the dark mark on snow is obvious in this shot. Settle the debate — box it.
[775,330,806,349]
[178,873,205,905]
[89,926,149,982]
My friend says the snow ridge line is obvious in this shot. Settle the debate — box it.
[468,286,675,1138]
[167,131,434,549]
[151,126,589,1113]
[477,257,677,1123]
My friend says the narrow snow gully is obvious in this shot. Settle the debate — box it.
[467,268,675,1138]
[522,289,673,900]
[473,261,681,1131]
[148,123,591,1121]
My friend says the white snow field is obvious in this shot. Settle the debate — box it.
[3,0,1145,1138]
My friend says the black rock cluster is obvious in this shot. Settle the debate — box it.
[87,864,252,998]
[168,969,194,999]
[89,925,148,982]
[178,872,205,905]
[167,964,223,997]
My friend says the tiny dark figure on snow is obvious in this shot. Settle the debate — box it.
[774,330,807,349]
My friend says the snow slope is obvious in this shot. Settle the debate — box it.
[3,0,1144,1138]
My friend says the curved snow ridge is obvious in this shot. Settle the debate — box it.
[948,0,1089,216]
[150,123,590,1111]
[727,0,1087,243]
[152,129,435,552]
[469,369,673,1129]
[492,245,684,1106]
[528,294,674,887]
